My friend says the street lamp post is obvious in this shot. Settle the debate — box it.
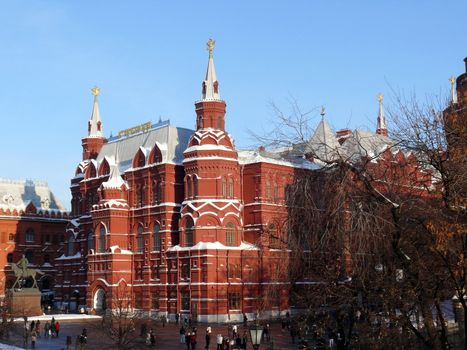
[249,322,263,350]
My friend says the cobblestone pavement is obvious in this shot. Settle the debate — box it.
[0,319,299,350]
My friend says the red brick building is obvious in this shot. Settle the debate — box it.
[56,43,462,322]
[0,178,69,301]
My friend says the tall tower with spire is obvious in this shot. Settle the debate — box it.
[81,86,107,160]
[376,93,388,136]
[180,39,243,247]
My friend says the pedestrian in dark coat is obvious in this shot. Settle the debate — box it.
[185,332,191,350]
[205,331,211,349]
[242,331,248,349]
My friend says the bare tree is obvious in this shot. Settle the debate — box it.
[254,91,466,349]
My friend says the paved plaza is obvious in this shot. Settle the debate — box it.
[0,316,299,350]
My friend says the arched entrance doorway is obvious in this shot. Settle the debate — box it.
[93,288,106,312]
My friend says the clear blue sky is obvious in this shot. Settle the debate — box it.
[0,1,465,209]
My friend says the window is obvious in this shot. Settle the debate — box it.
[269,224,281,249]
[265,181,271,200]
[181,291,190,311]
[87,232,94,252]
[137,184,145,207]
[44,254,50,264]
[181,264,190,280]
[8,233,14,241]
[135,294,143,309]
[152,293,160,310]
[222,177,227,198]
[137,225,144,253]
[228,292,241,310]
[45,234,50,243]
[187,177,192,198]
[137,153,145,168]
[153,181,162,204]
[99,225,106,253]
[274,183,279,203]
[193,176,198,198]
[185,219,194,247]
[228,264,241,279]
[228,178,234,198]
[226,222,236,246]
[7,253,13,263]
[26,228,34,242]
[68,235,75,256]
[153,224,161,251]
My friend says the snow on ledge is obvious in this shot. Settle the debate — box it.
[168,241,259,252]
[109,245,133,254]
[56,252,82,260]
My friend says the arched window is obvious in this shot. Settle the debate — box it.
[274,183,279,203]
[137,225,144,253]
[26,228,34,242]
[137,152,145,168]
[87,232,94,252]
[7,253,13,263]
[222,177,227,198]
[269,223,280,249]
[99,225,106,253]
[187,176,192,199]
[228,178,234,198]
[185,218,194,247]
[153,181,162,204]
[68,235,75,256]
[193,176,198,198]
[137,184,145,207]
[153,224,161,251]
[226,222,236,246]
[265,181,271,200]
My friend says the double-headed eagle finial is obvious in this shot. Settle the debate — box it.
[377,93,384,103]
[207,38,215,57]
[91,86,101,99]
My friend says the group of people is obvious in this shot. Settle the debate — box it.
[25,317,61,348]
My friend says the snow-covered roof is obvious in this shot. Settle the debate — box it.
[238,150,320,170]
[0,178,66,211]
[306,118,341,162]
[96,123,193,173]
[340,129,394,160]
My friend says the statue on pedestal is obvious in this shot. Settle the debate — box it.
[11,255,42,290]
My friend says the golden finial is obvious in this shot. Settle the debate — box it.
[207,38,216,57]
[320,106,326,117]
[377,93,384,103]
[91,86,101,99]
[449,76,456,86]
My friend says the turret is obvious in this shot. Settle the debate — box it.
[81,86,107,160]
[376,93,388,136]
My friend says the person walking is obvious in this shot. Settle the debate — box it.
[216,334,223,350]
[185,332,192,350]
[175,313,180,325]
[30,320,35,333]
[180,325,186,343]
[55,321,61,337]
[50,321,56,337]
[31,330,37,349]
[35,320,41,338]
[150,329,156,347]
[44,321,50,338]
[205,327,211,349]
[190,331,197,350]
[242,331,248,350]
[232,324,238,338]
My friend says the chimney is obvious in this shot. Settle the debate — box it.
[336,129,352,145]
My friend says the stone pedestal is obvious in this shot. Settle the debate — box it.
[8,288,42,317]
